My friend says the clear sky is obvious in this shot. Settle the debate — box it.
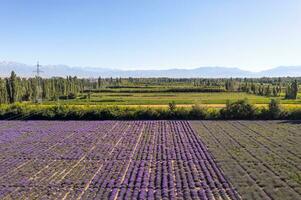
[0,0,301,71]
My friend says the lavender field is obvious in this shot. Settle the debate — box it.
[192,121,301,200]
[0,121,239,199]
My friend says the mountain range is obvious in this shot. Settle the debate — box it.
[0,61,301,78]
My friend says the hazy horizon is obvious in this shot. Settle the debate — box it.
[2,60,301,73]
[1,1,301,71]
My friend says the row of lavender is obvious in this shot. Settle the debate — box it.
[0,121,240,199]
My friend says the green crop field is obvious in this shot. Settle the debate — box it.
[41,91,301,109]
[191,121,301,200]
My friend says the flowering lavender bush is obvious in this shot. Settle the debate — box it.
[0,121,239,199]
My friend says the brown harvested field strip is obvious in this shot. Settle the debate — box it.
[191,120,301,200]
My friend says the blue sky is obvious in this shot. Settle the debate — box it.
[0,0,301,71]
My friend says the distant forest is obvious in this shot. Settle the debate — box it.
[0,71,299,104]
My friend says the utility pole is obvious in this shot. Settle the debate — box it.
[33,61,43,103]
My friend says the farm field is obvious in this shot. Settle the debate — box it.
[1,120,300,199]
[41,92,266,105]
[191,121,301,200]
[37,91,301,113]
[0,121,239,199]
[42,92,301,106]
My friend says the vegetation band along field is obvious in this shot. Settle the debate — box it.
[1,98,301,120]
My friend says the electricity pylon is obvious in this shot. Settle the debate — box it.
[33,61,43,103]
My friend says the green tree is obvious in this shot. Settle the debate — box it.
[220,99,256,119]
[97,77,102,88]
[0,78,8,104]
[268,99,281,119]
[291,80,298,99]
[6,71,17,103]
[265,85,271,96]
[168,101,177,112]
[285,80,298,99]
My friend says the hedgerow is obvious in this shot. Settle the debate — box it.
[0,100,300,120]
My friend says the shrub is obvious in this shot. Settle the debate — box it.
[58,95,68,100]
[220,99,256,119]
[206,108,220,119]
[134,108,160,120]
[168,101,177,112]
[268,99,282,119]
[189,104,207,119]
[174,108,190,120]
[260,99,283,119]
[287,110,301,120]
[67,93,77,99]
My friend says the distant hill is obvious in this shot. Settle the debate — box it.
[0,61,301,78]
[257,66,301,77]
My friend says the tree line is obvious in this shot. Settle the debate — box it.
[0,71,299,104]
[0,71,85,104]
[225,78,299,99]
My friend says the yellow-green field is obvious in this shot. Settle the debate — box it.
[40,92,301,110]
